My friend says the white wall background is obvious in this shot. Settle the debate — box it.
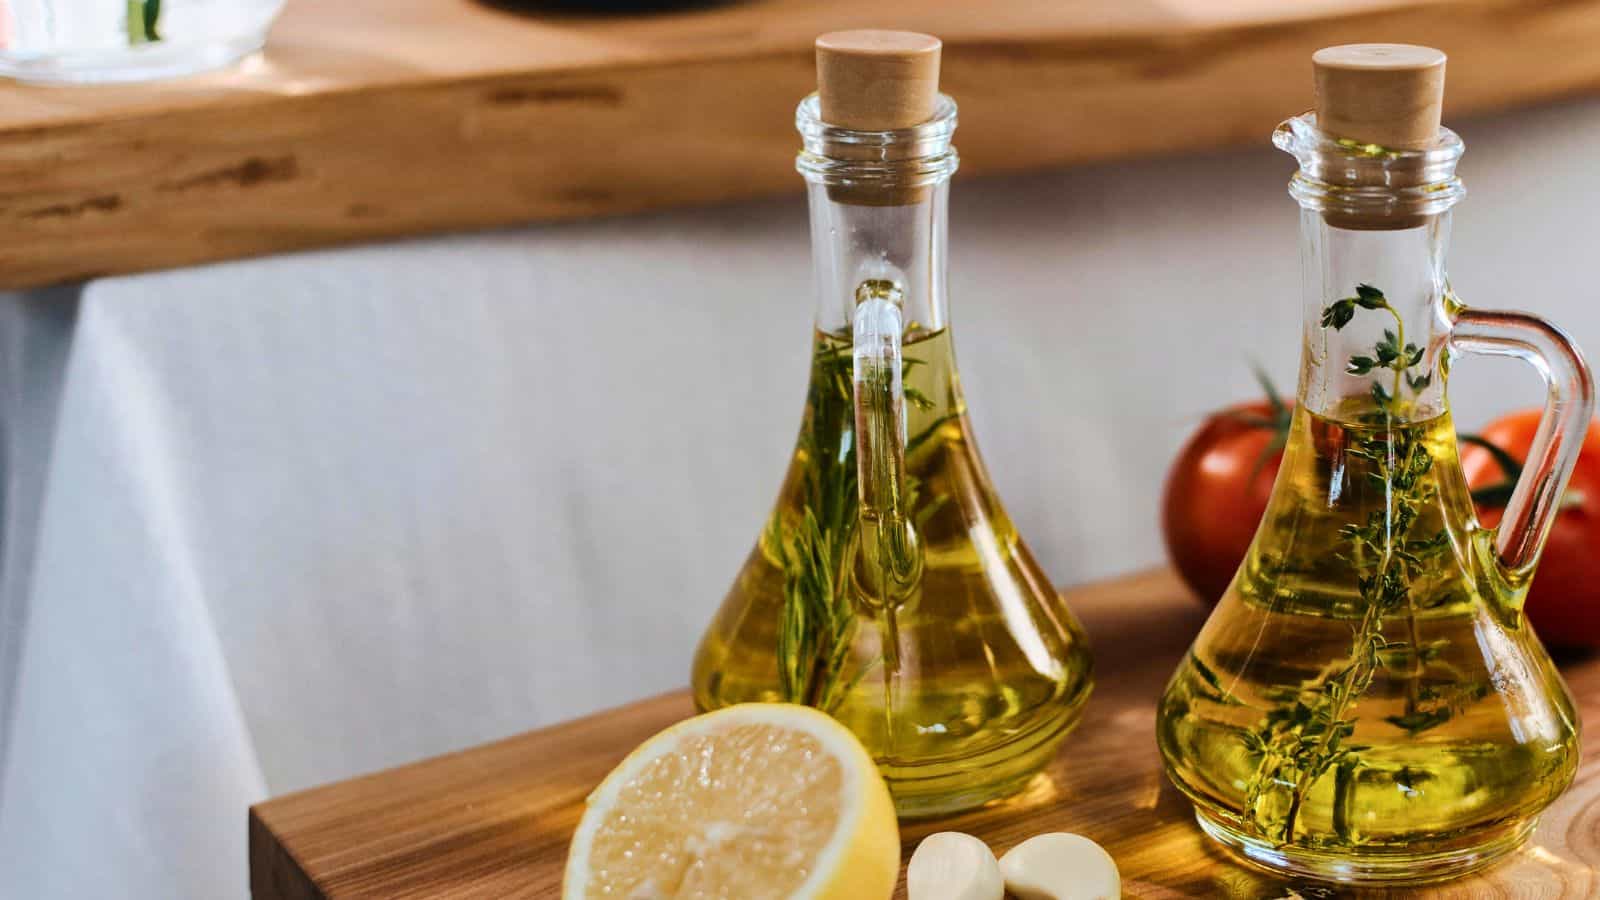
[0,95,1596,898]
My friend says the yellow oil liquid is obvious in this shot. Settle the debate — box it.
[693,327,1093,817]
[1158,404,1579,880]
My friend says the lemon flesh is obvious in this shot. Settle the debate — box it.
[563,704,899,900]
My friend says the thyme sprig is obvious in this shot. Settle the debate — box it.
[1322,283,1434,404]
[1244,284,1464,844]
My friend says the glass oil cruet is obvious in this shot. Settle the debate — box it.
[691,31,1093,818]
[1158,45,1595,883]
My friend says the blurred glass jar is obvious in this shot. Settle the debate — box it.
[0,0,285,84]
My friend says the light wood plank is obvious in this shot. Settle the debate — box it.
[4,0,1600,288]
[249,568,1600,898]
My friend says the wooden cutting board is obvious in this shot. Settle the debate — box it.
[248,568,1600,898]
[7,0,1600,289]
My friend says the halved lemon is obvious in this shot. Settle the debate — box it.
[562,703,900,900]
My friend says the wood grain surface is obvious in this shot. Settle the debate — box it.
[6,0,1600,288]
[249,568,1600,898]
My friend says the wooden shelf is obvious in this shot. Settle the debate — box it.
[249,568,1600,898]
[5,0,1600,289]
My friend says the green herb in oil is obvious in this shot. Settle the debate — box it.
[769,332,952,712]
[127,0,161,44]
[1241,284,1488,844]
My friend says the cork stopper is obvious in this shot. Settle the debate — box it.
[1310,44,1449,230]
[813,31,944,206]
[816,30,941,131]
[1313,44,1446,149]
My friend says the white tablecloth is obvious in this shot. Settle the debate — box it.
[2,97,1598,899]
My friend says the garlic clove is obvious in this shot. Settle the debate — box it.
[997,832,1120,900]
[906,831,1004,900]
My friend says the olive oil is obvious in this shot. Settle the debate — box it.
[1158,404,1579,874]
[694,327,1093,817]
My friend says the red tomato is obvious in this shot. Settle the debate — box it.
[1460,410,1600,649]
[1162,399,1291,606]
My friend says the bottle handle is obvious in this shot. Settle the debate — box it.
[1449,302,1596,573]
[851,283,922,605]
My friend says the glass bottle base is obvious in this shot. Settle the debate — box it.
[0,32,267,85]
[1194,808,1536,885]
[886,693,1088,819]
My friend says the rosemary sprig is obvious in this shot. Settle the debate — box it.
[772,339,857,708]
[1244,284,1465,844]
[770,336,946,711]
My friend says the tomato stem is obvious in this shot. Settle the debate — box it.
[1460,433,1522,508]
[1242,365,1294,483]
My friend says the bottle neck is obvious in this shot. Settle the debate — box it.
[1297,211,1453,423]
[806,182,950,336]
[1278,113,1463,424]
[796,93,958,337]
